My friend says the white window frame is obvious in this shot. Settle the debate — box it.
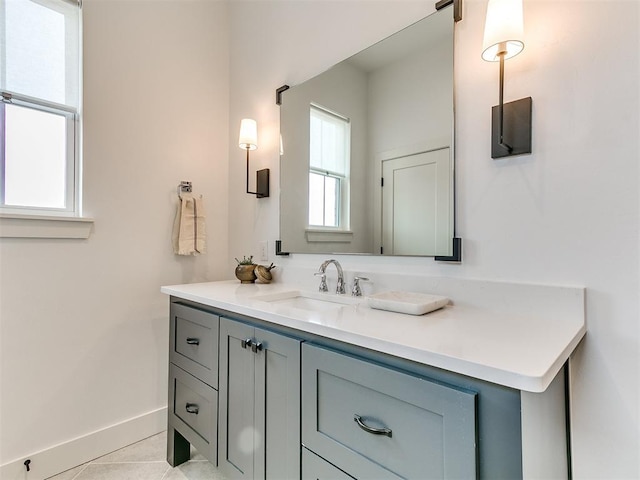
[308,104,351,231]
[0,0,91,238]
[1,92,80,217]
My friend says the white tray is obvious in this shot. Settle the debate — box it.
[367,291,450,315]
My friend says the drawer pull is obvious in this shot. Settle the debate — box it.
[186,338,200,345]
[251,342,263,353]
[241,338,253,349]
[185,403,199,414]
[354,414,392,438]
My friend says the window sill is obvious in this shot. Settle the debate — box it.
[305,229,353,243]
[0,214,94,239]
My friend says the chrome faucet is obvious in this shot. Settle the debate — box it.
[351,276,370,297]
[315,259,346,294]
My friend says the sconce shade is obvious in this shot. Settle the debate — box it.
[239,118,258,150]
[482,0,524,62]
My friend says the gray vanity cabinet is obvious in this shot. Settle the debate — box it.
[165,297,531,478]
[302,344,478,480]
[218,317,301,480]
[167,303,220,467]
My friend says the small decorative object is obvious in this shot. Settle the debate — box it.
[255,263,276,284]
[235,256,257,284]
[367,291,450,316]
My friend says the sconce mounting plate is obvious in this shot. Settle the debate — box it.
[491,97,532,159]
[256,168,270,198]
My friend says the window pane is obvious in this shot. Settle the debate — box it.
[309,172,340,228]
[322,121,338,172]
[4,104,67,208]
[308,172,325,226]
[2,0,80,108]
[309,106,349,175]
[310,115,322,169]
[324,176,338,227]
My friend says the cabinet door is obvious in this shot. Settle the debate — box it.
[219,318,256,480]
[254,328,301,480]
[302,447,355,480]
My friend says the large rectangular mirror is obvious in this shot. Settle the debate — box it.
[279,6,455,257]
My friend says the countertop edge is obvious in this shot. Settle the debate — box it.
[161,283,586,393]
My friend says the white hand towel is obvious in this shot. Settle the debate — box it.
[172,192,206,255]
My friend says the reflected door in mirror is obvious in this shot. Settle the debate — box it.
[381,147,451,256]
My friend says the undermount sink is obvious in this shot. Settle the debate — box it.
[252,290,361,312]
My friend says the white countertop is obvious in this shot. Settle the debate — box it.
[161,280,586,393]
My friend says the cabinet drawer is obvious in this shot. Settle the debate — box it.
[302,344,477,480]
[169,364,218,463]
[302,447,355,480]
[170,303,219,388]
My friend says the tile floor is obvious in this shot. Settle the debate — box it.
[47,431,227,480]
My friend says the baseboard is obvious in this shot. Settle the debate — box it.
[0,407,167,480]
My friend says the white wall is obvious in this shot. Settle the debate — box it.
[228,0,639,478]
[0,0,229,473]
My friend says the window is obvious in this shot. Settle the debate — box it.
[1,0,81,216]
[308,105,350,229]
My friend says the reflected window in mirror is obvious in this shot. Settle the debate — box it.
[308,105,351,230]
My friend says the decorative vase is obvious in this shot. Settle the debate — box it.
[235,264,257,284]
[255,263,276,284]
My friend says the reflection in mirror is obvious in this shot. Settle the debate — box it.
[280,7,454,256]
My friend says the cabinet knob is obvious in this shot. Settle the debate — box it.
[241,338,253,349]
[354,414,392,438]
[186,338,200,345]
[185,403,199,415]
[251,342,263,353]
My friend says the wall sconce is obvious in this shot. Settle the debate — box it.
[239,118,269,198]
[482,0,532,159]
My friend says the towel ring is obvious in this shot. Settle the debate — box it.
[178,181,192,196]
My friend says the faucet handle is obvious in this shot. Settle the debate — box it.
[314,272,328,292]
[351,276,370,297]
